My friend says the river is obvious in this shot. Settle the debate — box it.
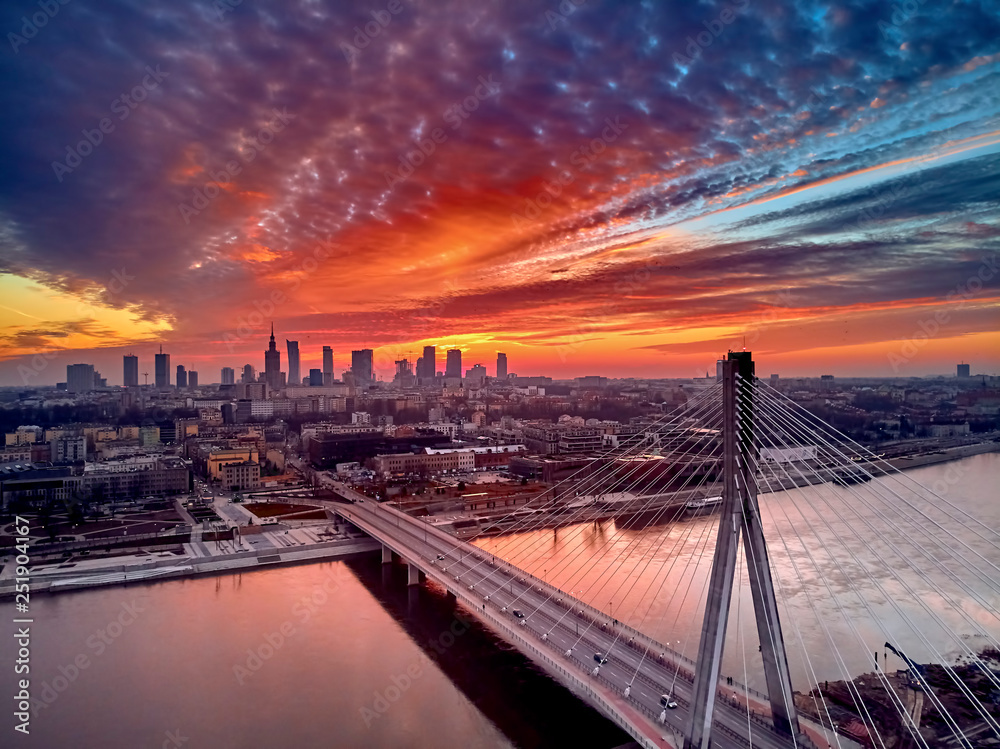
[6,454,997,747]
[474,452,1000,693]
[8,556,633,748]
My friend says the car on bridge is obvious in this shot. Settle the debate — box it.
[512,609,524,618]
[594,653,609,665]
[660,694,678,709]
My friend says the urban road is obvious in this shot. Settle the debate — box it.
[331,481,812,749]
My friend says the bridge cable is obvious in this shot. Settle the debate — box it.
[748,386,985,747]
[751,387,1000,742]
[463,383,725,573]
[756,379,1000,561]
[747,395,912,749]
[753,384,1000,701]
[463,392,726,603]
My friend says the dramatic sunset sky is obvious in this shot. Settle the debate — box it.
[1,0,998,385]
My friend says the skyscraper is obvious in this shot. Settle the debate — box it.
[322,346,334,385]
[957,363,971,377]
[497,352,507,380]
[393,359,414,388]
[286,340,300,386]
[445,349,462,378]
[67,363,95,393]
[176,364,187,389]
[154,345,170,388]
[421,345,436,380]
[264,323,281,391]
[241,364,255,383]
[351,349,374,385]
[221,367,235,385]
[309,368,323,386]
[123,354,139,387]
[188,371,198,388]
[465,364,487,385]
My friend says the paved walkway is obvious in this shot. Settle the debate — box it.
[1,493,375,598]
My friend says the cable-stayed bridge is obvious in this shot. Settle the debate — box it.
[331,353,1000,749]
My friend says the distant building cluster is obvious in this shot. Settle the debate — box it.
[3,331,996,517]
[55,325,515,396]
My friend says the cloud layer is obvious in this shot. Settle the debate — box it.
[1,0,998,383]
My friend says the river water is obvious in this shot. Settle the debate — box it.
[6,454,997,747]
[9,556,633,748]
[475,452,1000,693]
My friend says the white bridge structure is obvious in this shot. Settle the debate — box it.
[330,352,1000,749]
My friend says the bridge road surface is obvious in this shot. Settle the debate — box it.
[331,482,804,749]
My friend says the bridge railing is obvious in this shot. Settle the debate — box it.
[359,497,773,716]
[381,501,773,701]
[351,500,791,748]
[360,504,662,749]
[716,692,777,731]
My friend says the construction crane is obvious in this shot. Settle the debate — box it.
[885,641,926,691]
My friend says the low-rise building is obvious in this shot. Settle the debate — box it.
[928,423,971,438]
[422,444,527,469]
[558,428,602,453]
[5,426,43,445]
[0,445,32,464]
[52,436,87,463]
[221,460,260,490]
[308,430,451,468]
[373,449,475,478]
[201,447,258,481]
[81,456,191,499]
[522,424,562,454]
[1,457,191,508]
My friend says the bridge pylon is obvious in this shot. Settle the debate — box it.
[685,352,799,749]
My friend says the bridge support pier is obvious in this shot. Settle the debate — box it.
[686,352,800,749]
[407,563,422,586]
[381,544,393,564]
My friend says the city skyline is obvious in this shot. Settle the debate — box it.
[34,336,996,390]
[6,325,997,385]
[1,1,998,384]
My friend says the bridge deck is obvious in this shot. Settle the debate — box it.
[331,482,818,749]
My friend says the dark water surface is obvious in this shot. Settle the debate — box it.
[7,551,630,748]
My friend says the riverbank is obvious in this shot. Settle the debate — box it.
[795,647,1000,747]
[433,440,1000,538]
[6,442,995,599]
[885,438,1000,470]
[0,530,379,599]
